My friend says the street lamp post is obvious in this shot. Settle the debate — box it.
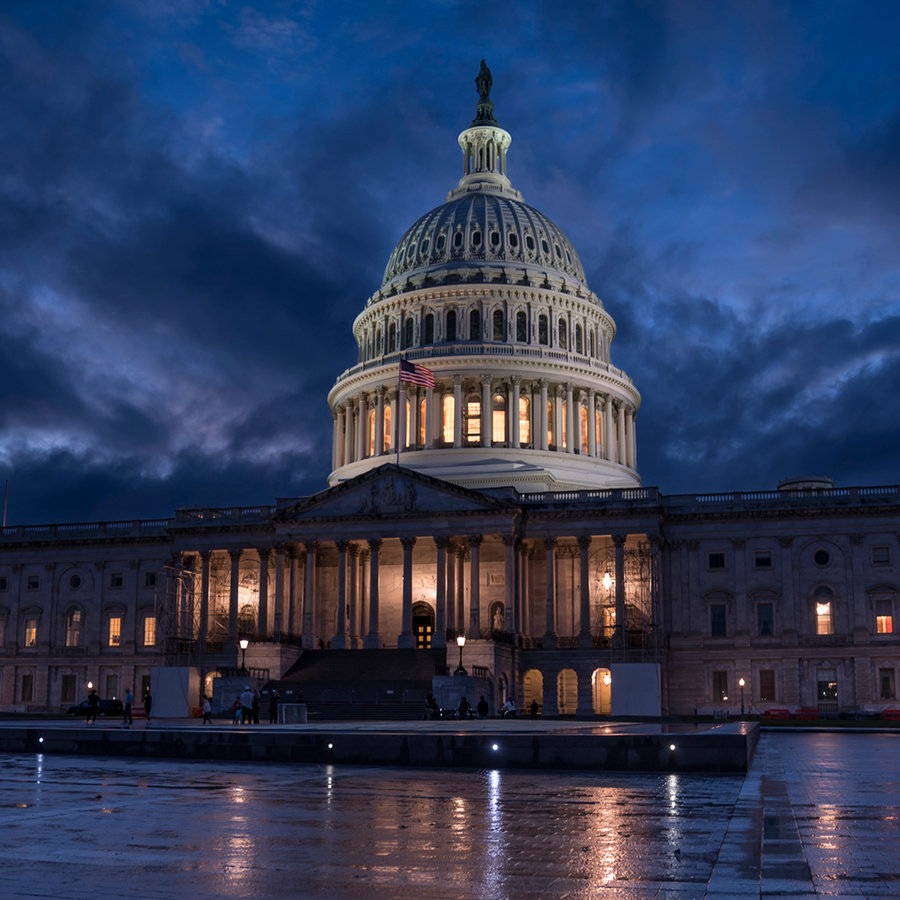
[239,638,249,674]
[455,635,467,675]
[738,677,745,717]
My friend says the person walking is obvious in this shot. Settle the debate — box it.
[123,687,134,727]
[86,688,100,725]
[143,689,153,724]
[201,695,212,724]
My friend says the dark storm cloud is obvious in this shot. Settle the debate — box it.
[1,1,898,524]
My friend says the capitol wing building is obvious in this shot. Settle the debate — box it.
[1,67,898,719]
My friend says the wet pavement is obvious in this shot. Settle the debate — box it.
[1,730,897,898]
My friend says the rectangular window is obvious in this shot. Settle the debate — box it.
[876,599,893,634]
[108,616,122,647]
[26,575,39,590]
[20,674,33,703]
[817,668,838,701]
[880,669,896,700]
[24,617,38,648]
[61,674,77,703]
[144,572,157,588]
[65,609,82,647]
[708,552,726,570]
[816,601,833,635]
[105,674,118,699]
[710,604,727,637]
[712,671,728,702]
[759,669,776,702]
[757,602,774,637]
[109,573,124,589]
[142,616,156,647]
[0,575,7,591]
[754,550,772,569]
[872,545,891,566]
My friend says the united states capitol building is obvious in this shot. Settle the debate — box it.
[2,66,898,719]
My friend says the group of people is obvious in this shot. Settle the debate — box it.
[84,687,152,725]
[230,687,283,724]
[425,693,535,719]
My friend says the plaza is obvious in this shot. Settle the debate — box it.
[1,728,897,897]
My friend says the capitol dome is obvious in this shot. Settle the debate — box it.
[327,62,641,494]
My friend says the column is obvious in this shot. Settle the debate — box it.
[287,544,299,635]
[375,386,385,456]
[199,550,211,651]
[468,535,482,636]
[348,543,360,647]
[553,386,564,450]
[616,402,626,465]
[453,376,462,448]
[364,539,382,648]
[356,394,366,461]
[397,537,416,648]
[481,376,492,447]
[228,548,241,644]
[539,379,549,450]
[425,385,435,448]
[578,535,592,646]
[614,534,626,648]
[503,534,516,632]
[433,537,447,649]
[332,541,348,649]
[566,383,575,452]
[511,376,521,447]
[257,547,271,636]
[343,402,354,465]
[544,536,557,647]
[625,407,636,469]
[649,536,661,651]
[455,545,466,633]
[273,543,285,635]
[334,409,344,469]
[446,541,457,635]
[302,541,317,649]
[603,396,613,461]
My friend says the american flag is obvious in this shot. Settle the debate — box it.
[399,359,436,389]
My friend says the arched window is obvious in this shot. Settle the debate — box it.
[492,309,505,340]
[580,403,588,454]
[538,314,548,345]
[375,327,382,355]
[424,313,434,344]
[575,323,583,354]
[367,409,376,457]
[446,310,457,341]
[516,310,527,342]
[558,318,568,350]
[492,392,506,446]
[388,322,397,353]
[547,399,554,449]
[238,604,255,635]
[441,394,455,444]
[464,394,481,445]
[65,607,82,648]
[595,406,602,453]
[588,329,595,358]
[519,396,531,446]
[403,317,414,349]
[383,405,392,453]
[814,586,834,635]
[469,308,481,340]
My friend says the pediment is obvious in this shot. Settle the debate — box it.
[275,464,513,522]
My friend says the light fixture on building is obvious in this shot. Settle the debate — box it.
[239,638,249,674]
[455,634,467,675]
[603,673,611,687]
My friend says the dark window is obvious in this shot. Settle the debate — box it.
[541,238,550,254]
[575,324,583,354]
[27,575,39,590]
[558,319,567,349]
[490,231,500,247]
[814,549,830,566]
[61,674,77,703]
[708,552,726,570]
[525,235,535,251]
[469,309,481,340]
[872,545,891,566]
[110,573,124,589]
[508,232,518,248]
[759,670,776,702]
[713,671,728,702]
[538,315,548,345]
[424,314,435,345]
[436,234,446,251]
[20,674,33,703]
[471,231,481,247]
[757,602,774,636]
[516,311,527,342]
[880,669,896,700]
[0,575,7,591]
[710,604,727,637]
[754,551,772,569]
[388,322,397,353]
[492,310,505,340]
[453,231,463,248]
[69,574,82,590]
[403,317,414,349]
[446,311,457,341]
[144,572,157,588]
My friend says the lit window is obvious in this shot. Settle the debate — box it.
[464,397,481,445]
[142,616,157,647]
[24,617,38,648]
[65,609,82,648]
[383,406,392,452]
[418,398,427,447]
[580,404,588,454]
[367,409,375,457]
[491,393,506,445]
[108,616,122,647]
[876,599,893,634]
[441,395,454,444]
[518,396,531,446]
[814,588,834,635]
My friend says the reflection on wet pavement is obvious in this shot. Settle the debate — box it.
[1,731,898,897]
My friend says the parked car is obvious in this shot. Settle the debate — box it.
[66,698,124,717]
